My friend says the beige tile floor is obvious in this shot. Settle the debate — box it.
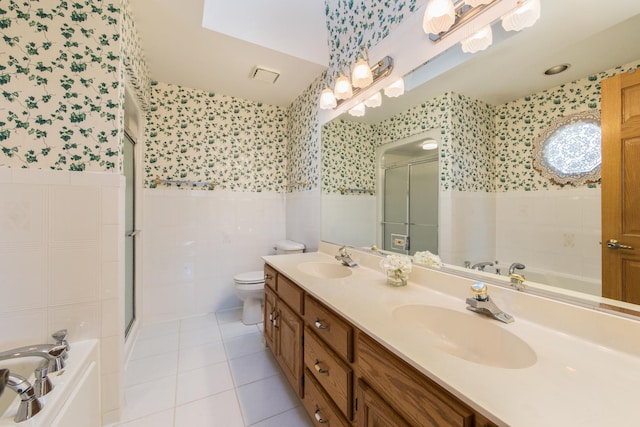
[112,309,314,426]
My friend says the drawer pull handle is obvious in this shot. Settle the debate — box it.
[314,319,329,330]
[314,360,329,375]
[314,407,328,424]
[272,314,279,329]
[265,273,273,280]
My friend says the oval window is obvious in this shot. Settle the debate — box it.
[532,110,601,185]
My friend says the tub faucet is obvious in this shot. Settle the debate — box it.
[470,261,494,271]
[3,370,43,422]
[508,263,526,290]
[0,344,67,373]
[335,246,358,267]
[465,282,514,323]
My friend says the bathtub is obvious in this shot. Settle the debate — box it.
[518,268,601,297]
[0,340,100,427]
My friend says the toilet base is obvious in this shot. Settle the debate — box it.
[242,297,263,325]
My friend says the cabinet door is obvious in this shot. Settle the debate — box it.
[276,301,304,397]
[357,379,411,427]
[264,286,277,353]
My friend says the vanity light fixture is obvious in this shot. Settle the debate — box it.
[348,102,366,117]
[501,0,541,31]
[383,77,405,98]
[364,91,382,108]
[351,46,374,88]
[319,53,394,111]
[424,0,541,54]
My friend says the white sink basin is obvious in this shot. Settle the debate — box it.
[392,305,536,369]
[297,262,353,279]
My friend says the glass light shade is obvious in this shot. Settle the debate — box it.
[501,0,541,32]
[423,0,456,35]
[351,58,373,88]
[466,0,492,7]
[421,139,438,150]
[364,91,382,108]
[460,25,493,53]
[348,102,366,117]
[319,87,337,109]
[384,78,405,98]
[334,74,353,100]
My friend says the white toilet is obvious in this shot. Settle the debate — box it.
[234,240,305,325]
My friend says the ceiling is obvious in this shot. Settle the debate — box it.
[129,0,640,114]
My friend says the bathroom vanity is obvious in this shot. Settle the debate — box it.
[263,242,640,427]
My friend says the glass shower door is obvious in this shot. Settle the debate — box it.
[124,133,136,336]
[383,166,409,254]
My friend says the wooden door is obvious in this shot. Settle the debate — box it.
[263,286,277,352]
[601,70,640,303]
[276,301,304,397]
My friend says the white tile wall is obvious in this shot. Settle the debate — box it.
[285,188,321,252]
[0,167,125,424]
[321,194,376,247]
[142,189,287,325]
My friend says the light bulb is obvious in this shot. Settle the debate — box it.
[351,58,373,88]
[501,0,541,32]
[334,74,353,100]
[319,87,337,109]
[364,92,382,108]
[384,78,405,98]
[423,0,456,35]
[348,102,366,117]
[460,25,493,53]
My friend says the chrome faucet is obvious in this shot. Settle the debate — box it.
[2,370,43,422]
[508,263,526,290]
[0,344,67,373]
[470,261,494,271]
[465,282,514,323]
[335,246,358,267]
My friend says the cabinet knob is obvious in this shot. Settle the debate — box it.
[314,407,328,424]
[264,273,273,280]
[314,360,329,375]
[314,319,329,330]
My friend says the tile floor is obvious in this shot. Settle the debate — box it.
[111,309,314,426]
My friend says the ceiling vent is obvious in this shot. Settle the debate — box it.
[251,67,280,84]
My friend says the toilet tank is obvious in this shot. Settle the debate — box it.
[276,240,305,255]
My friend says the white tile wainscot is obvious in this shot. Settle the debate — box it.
[0,167,125,425]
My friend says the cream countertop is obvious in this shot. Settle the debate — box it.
[263,242,640,427]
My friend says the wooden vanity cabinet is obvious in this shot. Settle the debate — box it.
[356,333,497,427]
[263,267,304,398]
[263,264,498,427]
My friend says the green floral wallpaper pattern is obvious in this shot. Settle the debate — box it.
[121,0,149,111]
[324,0,419,75]
[495,59,640,191]
[0,0,124,171]
[144,82,288,192]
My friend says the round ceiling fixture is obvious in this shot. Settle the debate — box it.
[421,139,438,150]
[544,64,571,76]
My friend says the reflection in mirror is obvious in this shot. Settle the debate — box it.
[320,2,640,308]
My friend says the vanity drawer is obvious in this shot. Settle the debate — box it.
[278,275,304,315]
[303,368,351,427]
[264,264,277,291]
[304,328,353,420]
[305,295,353,362]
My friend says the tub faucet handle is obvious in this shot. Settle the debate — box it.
[52,329,70,353]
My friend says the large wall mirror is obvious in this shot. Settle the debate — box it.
[320,1,640,310]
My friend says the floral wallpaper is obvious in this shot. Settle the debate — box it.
[120,0,150,111]
[144,82,288,192]
[495,59,640,192]
[0,0,124,172]
[322,118,375,193]
[324,0,420,75]
[321,92,496,194]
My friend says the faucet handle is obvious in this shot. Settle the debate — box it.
[52,329,70,352]
[470,282,488,301]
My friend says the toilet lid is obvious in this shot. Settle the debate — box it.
[234,270,265,284]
